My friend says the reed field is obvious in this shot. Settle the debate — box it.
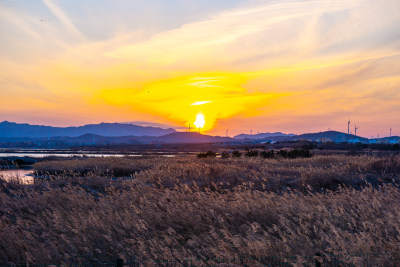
[1,154,400,265]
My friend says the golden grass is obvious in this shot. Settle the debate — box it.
[1,155,399,265]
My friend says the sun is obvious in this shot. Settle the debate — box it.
[194,113,205,129]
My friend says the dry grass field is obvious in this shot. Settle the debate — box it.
[1,155,400,265]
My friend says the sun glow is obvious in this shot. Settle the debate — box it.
[194,113,205,129]
[98,73,278,133]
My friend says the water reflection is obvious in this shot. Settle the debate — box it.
[0,150,179,185]
[0,153,142,158]
[0,169,34,184]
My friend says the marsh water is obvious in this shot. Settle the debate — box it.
[0,149,185,158]
[0,169,34,184]
[0,149,182,184]
[0,152,142,158]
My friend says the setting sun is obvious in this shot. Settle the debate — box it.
[194,113,205,130]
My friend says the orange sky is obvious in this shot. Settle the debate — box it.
[1,0,399,137]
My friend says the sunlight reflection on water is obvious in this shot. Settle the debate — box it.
[0,169,34,184]
[0,153,142,158]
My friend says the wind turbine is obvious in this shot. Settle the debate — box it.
[390,128,392,137]
[354,124,358,137]
[347,118,351,135]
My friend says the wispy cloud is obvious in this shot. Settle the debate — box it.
[104,0,362,68]
[0,7,42,40]
[41,0,85,40]
[191,101,212,106]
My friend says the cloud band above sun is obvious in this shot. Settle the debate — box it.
[191,101,212,106]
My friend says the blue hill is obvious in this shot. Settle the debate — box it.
[0,121,176,138]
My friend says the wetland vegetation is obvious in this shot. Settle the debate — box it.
[1,154,399,265]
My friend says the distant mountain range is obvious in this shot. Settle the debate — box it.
[157,132,231,143]
[0,121,398,146]
[0,132,231,145]
[0,121,176,138]
[0,121,231,145]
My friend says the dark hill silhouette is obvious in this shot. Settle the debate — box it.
[259,131,369,143]
[0,121,176,138]
[372,136,400,143]
[155,132,232,143]
[292,131,368,143]
[53,134,140,144]
[234,132,293,139]
[0,132,232,145]
[47,132,397,145]
[48,132,233,144]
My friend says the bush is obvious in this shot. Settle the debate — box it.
[221,152,230,159]
[245,150,258,157]
[260,150,275,158]
[277,150,288,158]
[288,149,313,158]
[391,144,400,150]
[232,150,242,158]
[197,152,208,158]
[277,149,313,159]
[197,151,217,158]
[205,151,217,158]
